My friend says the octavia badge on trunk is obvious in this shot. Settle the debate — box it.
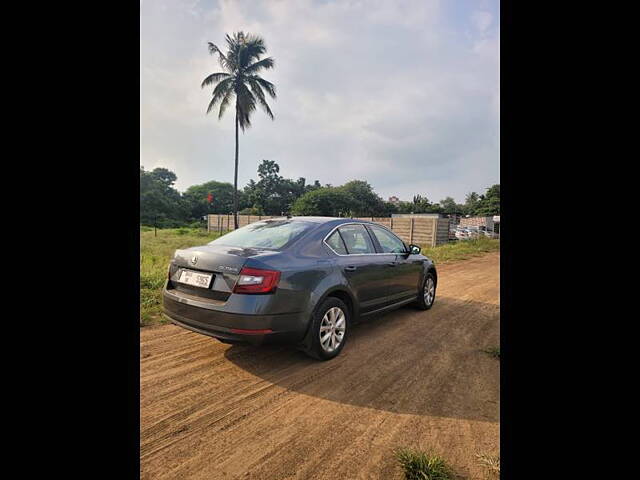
[191,255,198,266]
[219,265,240,273]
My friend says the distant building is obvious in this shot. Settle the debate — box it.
[388,196,400,205]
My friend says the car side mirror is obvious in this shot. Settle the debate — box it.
[408,244,421,255]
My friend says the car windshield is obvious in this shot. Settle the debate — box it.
[208,220,316,250]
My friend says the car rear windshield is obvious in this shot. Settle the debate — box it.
[208,220,316,250]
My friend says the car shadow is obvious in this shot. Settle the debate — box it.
[223,296,499,422]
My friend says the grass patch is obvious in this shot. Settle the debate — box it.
[476,453,500,478]
[422,237,500,264]
[140,227,223,326]
[482,346,500,359]
[395,447,455,480]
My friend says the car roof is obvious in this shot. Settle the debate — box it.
[286,216,342,223]
[282,216,377,225]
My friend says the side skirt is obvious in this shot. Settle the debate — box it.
[359,295,418,318]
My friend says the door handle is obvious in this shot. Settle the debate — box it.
[344,265,357,272]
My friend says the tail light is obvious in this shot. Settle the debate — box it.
[233,267,281,294]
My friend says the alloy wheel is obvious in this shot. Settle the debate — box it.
[319,307,346,353]
[424,277,435,306]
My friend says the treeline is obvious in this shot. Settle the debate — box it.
[140,160,500,227]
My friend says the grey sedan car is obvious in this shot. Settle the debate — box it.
[163,217,437,360]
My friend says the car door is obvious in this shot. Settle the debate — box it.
[325,224,392,314]
[366,224,422,300]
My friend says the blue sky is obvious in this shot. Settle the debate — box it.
[140,0,499,203]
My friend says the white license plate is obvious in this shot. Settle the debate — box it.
[178,269,213,288]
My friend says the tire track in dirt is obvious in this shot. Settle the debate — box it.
[140,252,500,479]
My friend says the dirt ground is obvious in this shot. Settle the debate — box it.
[140,252,500,479]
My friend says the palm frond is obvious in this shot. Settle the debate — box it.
[206,77,233,114]
[236,83,256,131]
[241,34,266,62]
[249,75,276,98]
[218,89,234,119]
[223,33,242,70]
[225,33,239,51]
[244,57,274,75]
[224,32,267,70]
[201,72,231,88]
[248,78,274,120]
[207,42,232,71]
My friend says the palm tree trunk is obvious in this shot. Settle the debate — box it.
[233,104,239,229]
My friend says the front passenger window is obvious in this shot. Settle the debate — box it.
[369,225,407,253]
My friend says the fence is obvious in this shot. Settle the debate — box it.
[207,214,450,247]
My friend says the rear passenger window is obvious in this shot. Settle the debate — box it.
[338,224,375,254]
[325,230,347,254]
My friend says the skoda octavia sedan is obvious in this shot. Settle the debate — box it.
[163,217,437,360]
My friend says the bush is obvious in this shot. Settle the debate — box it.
[395,448,454,480]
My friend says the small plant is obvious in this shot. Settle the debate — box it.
[476,452,500,478]
[395,447,454,480]
[482,347,500,359]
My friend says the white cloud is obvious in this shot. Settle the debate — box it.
[141,0,500,203]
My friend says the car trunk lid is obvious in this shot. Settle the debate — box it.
[169,244,276,302]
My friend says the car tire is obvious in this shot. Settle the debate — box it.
[415,272,436,310]
[301,297,350,361]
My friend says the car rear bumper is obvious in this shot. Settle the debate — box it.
[162,292,308,345]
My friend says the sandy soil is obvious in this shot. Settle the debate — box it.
[140,252,500,479]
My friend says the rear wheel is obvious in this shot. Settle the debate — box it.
[415,272,436,310]
[301,297,349,361]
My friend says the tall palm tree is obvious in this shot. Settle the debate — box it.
[202,32,276,229]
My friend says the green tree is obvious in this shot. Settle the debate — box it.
[475,184,500,216]
[202,32,276,229]
[245,160,321,215]
[381,201,399,215]
[463,192,481,216]
[290,180,386,217]
[439,196,464,214]
[408,194,435,213]
[338,180,387,217]
[291,187,351,217]
[182,180,245,220]
[140,166,188,226]
[395,201,415,214]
